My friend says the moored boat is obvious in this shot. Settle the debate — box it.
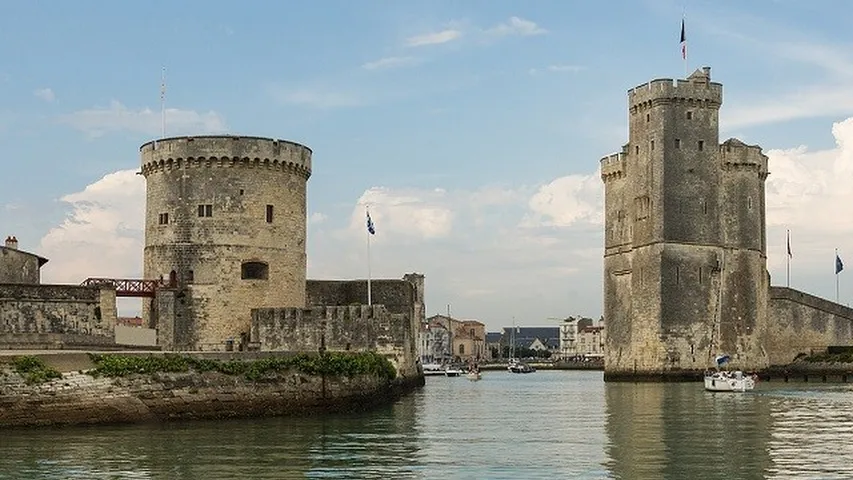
[422,363,446,376]
[444,367,464,377]
[508,358,536,374]
[704,370,756,392]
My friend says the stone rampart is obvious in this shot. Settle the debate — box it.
[0,284,117,347]
[251,305,419,378]
[766,287,853,365]
[0,368,406,428]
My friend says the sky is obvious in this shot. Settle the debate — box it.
[1,0,852,331]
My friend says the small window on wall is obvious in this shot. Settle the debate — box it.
[158,213,169,225]
[198,204,213,217]
[241,261,269,280]
[266,205,274,223]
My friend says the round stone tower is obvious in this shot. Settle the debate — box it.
[140,135,312,350]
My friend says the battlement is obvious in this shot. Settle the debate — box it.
[600,152,627,182]
[139,135,312,179]
[720,138,768,177]
[628,67,722,110]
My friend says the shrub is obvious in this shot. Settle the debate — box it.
[88,351,397,381]
[12,356,62,384]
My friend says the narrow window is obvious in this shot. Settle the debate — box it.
[686,111,693,120]
[651,140,655,151]
[747,197,753,210]
[239,189,245,195]
[186,270,194,284]
[635,145,639,154]
[699,267,704,284]
[198,204,212,217]
[459,344,465,355]
[703,200,708,214]
[241,261,269,280]
[675,139,681,149]
[159,213,169,225]
[266,205,274,223]
[646,113,650,122]
[676,266,680,285]
[698,140,705,151]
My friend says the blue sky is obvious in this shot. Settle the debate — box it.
[2,0,852,330]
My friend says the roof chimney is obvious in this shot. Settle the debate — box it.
[4,236,18,250]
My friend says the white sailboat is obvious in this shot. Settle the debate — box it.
[704,354,756,392]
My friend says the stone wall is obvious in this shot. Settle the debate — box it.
[766,287,853,365]
[0,368,409,428]
[0,284,117,347]
[251,305,419,378]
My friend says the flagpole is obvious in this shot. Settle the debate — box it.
[682,8,688,77]
[160,66,166,138]
[786,229,791,287]
[367,207,373,306]
[837,248,840,304]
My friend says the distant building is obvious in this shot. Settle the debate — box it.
[499,327,560,356]
[425,315,486,363]
[117,316,145,328]
[559,317,595,359]
[419,318,451,364]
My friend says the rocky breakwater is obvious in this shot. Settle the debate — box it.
[0,352,419,428]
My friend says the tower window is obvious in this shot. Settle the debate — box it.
[702,200,708,214]
[198,204,213,217]
[158,213,169,225]
[747,197,753,210]
[646,113,650,122]
[241,261,269,280]
[698,140,705,151]
[266,205,274,223]
[186,270,194,283]
[651,140,655,151]
[699,267,704,284]
[635,145,639,154]
[239,189,245,195]
[675,139,681,149]
[686,111,693,120]
[676,266,680,285]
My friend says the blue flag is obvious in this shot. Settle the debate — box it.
[837,254,844,274]
[366,211,376,235]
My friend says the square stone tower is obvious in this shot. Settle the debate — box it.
[600,67,770,380]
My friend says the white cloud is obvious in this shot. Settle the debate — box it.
[402,17,545,49]
[39,169,145,284]
[404,29,463,47]
[725,84,853,129]
[58,100,227,138]
[308,212,328,225]
[34,88,55,102]
[361,56,421,70]
[484,17,547,37]
[522,174,603,228]
[269,87,366,108]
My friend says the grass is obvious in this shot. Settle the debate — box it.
[10,356,63,384]
[87,351,397,381]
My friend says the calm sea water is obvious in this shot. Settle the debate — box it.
[2,371,853,479]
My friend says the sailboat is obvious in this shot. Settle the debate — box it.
[704,355,756,392]
[507,323,535,374]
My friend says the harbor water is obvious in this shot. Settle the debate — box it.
[2,370,853,479]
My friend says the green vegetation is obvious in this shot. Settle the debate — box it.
[88,351,397,381]
[800,352,853,363]
[11,356,63,384]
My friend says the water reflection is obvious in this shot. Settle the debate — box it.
[2,373,853,479]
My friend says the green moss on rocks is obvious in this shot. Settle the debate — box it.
[801,352,853,363]
[11,356,63,384]
[88,351,397,381]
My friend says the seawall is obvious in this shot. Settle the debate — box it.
[0,352,424,428]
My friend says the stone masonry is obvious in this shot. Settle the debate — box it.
[140,136,312,351]
[601,67,853,381]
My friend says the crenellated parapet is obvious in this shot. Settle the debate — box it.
[600,151,627,182]
[628,67,722,113]
[720,138,769,179]
[140,136,312,179]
